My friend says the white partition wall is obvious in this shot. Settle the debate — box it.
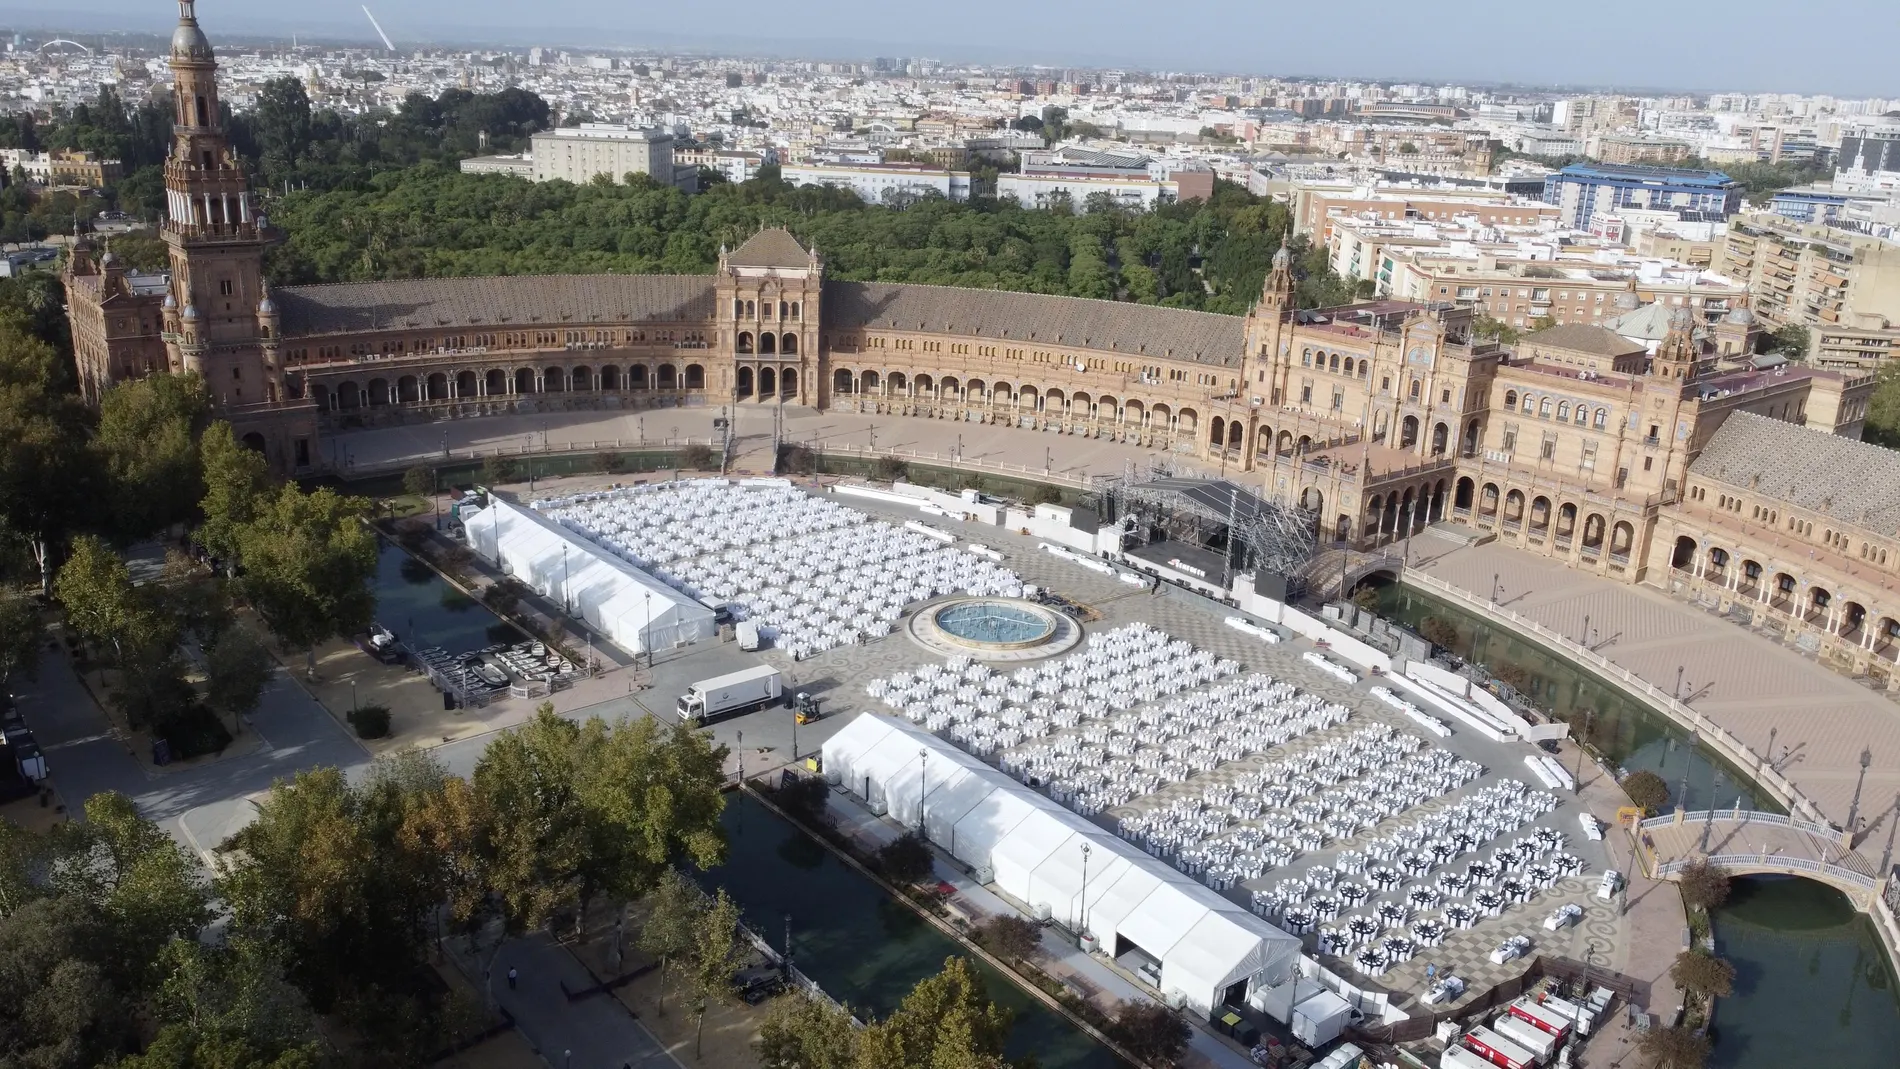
[820,713,1301,1015]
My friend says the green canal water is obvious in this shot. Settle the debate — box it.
[371,539,519,656]
[1372,582,1900,1066]
[701,792,1126,1069]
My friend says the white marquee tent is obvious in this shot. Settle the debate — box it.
[463,498,715,655]
[822,713,1300,1014]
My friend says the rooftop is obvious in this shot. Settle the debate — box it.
[727,228,814,270]
[1691,411,1900,533]
[1519,323,1648,358]
[1552,163,1738,187]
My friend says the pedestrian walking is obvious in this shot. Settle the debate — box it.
[507,966,518,990]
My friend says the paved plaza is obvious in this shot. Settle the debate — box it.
[1403,530,1900,847]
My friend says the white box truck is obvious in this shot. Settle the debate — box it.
[736,619,761,652]
[677,665,782,724]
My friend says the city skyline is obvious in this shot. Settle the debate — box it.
[18,0,1899,98]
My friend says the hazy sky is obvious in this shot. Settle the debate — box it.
[40,0,1899,96]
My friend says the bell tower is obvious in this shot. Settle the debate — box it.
[1649,306,1700,384]
[159,0,283,407]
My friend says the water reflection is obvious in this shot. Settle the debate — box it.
[1371,585,1773,812]
[1710,876,1900,1067]
[701,792,1124,1069]
[368,540,516,656]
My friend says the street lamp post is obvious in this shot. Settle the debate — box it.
[1848,747,1873,833]
[1674,665,1685,701]
[918,749,929,834]
[737,730,745,786]
[1079,841,1092,934]
[1766,726,1778,772]
[1582,613,1590,647]
[1491,572,1501,603]
[1572,709,1594,794]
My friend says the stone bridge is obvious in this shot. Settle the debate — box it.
[1633,809,1886,906]
[1300,549,1403,602]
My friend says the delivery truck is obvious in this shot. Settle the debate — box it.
[677,666,783,724]
[736,619,762,652]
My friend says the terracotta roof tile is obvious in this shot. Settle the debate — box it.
[277,275,716,337]
[727,228,812,269]
[1691,411,1900,532]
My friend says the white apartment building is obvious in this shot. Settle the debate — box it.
[529,123,675,185]
[781,162,972,204]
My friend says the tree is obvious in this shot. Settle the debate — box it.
[93,372,210,540]
[480,454,521,485]
[397,773,495,937]
[758,993,857,1069]
[772,775,831,827]
[0,896,135,1067]
[0,590,42,684]
[1108,1000,1192,1067]
[1670,949,1736,999]
[197,420,273,563]
[638,868,701,1016]
[1867,361,1900,449]
[855,957,1013,1069]
[235,483,376,659]
[973,915,1039,961]
[685,888,744,1056]
[402,464,434,500]
[57,534,178,658]
[1639,1024,1712,1069]
[1622,769,1670,814]
[1418,616,1460,650]
[1676,859,1733,912]
[1766,322,1811,357]
[202,622,274,719]
[471,705,590,931]
[680,443,715,469]
[124,937,321,1069]
[46,792,210,989]
[875,832,934,885]
[1471,315,1520,346]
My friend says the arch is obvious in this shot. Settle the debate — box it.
[1278,430,1294,454]
[943,376,962,399]
[1430,422,1449,456]
[1610,520,1635,558]
[1020,384,1039,410]
[736,366,755,399]
[1343,357,1354,375]
[514,368,536,394]
[1454,476,1475,512]
[1707,547,1731,578]
[1365,494,1384,524]
[367,377,390,406]
[1503,488,1526,526]
[1529,495,1552,533]
[1594,407,1608,429]
[760,332,777,355]
[1557,401,1571,422]
[1177,407,1198,432]
[1399,487,1418,535]
[1210,415,1227,448]
[916,373,935,396]
[1671,535,1697,570]
[1876,616,1899,662]
[1808,586,1832,622]
[241,432,267,453]
[1429,479,1448,522]
[862,370,881,393]
[781,368,799,398]
[1297,434,1313,453]
[543,367,565,392]
[684,364,705,389]
[1123,398,1144,425]
[1556,502,1578,540]
[1071,390,1092,415]
[1771,571,1798,610]
[486,369,506,395]
[571,366,592,392]
[782,333,798,356]
[657,363,678,390]
[426,372,448,401]
[1479,482,1501,517]
[833,368,854,394]
[1228,420,1244,450]
[336,380,361,410]
[1151,402,1172,428]
[1739,558,1763,596]
[1463,418,1481,455]
[456,370,478,397]
[628,364,649,389]
[599,365,621,390]
[396,375,419,403]
[967,378,987,400]
[1400,414,1420,448]
[1047,387,1068,412]
[312,383,332,412]
[891,372,910,394]
[1257,424,1274,453]
[1504,390,1518,409]
[758,366,777,396]
[737,331,754,355]
[1582,513,1607,550]
[1840,600,1869,641]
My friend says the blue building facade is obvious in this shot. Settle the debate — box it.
[1768,190,1852,224]
[1542,164,1744,227]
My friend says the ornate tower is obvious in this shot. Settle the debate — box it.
[714,229,824,405]
[1650,306,1700,384]
[159,0,283,407]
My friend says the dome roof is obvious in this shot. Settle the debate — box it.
[1271,245,1292,271]
[1613,288,1640,312]
[257,297,276,315]
[181,303,199,321]
[1669,306,1694,329]
[162,293,177,310]
[171,2,215,62]
[1724,306,1756,325]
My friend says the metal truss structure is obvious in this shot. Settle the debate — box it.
[1095,474,1319,585]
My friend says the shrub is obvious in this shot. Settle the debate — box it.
[402,464,434,500]
[1419,615,1460,649]
[1031,484,1063,506]
[1494,662,1533,693]
[1639,1025,1711,1069]
[874,832,934,885]
[777,443,816,475]
[973,915,1041,961]
[480,455,521,485]
[1670,949,1736,999]
[1676,859,1733,912]
[594,451,627,474]
[482,580,521,615]
[1108,1000,1192,1066]
[680,443,715,470]
[872,455,909,482]
[156,702,234,759]
[395,518,431,550]
[1622,769,1671,814]
[349,703,392,739]
[774,775,832,827]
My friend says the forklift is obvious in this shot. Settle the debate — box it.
[794,691,824,725]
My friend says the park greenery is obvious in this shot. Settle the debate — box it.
[759,955,1019,1069]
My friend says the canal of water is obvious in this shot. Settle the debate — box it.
[370,538,520,656]
[700,792,1126,1069]
[1372,581,1900,1066]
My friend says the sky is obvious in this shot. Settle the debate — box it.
[26,0,1899,97]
